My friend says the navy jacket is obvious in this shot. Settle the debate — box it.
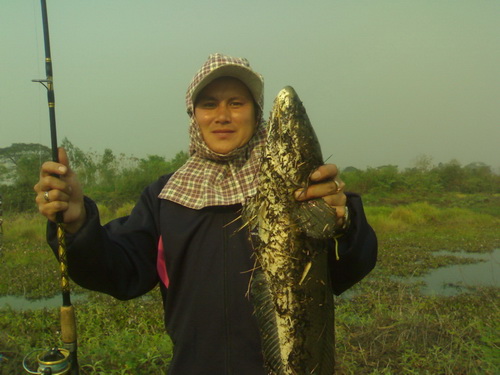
[48,174,377,374]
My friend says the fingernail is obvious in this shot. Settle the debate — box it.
[311,171,321,180]
[58,166,67,174]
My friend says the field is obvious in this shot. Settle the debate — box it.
[0,194,499,374]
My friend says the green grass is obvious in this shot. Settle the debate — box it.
[0,291,172,374]
[335,280,499,374]
[1,212,46,244]
[1,199,499,374]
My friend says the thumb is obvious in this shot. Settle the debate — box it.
[57,147,71,173]
[58,147,71,169]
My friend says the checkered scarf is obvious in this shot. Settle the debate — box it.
[158,54,266,209]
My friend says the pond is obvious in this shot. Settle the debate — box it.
[413,248,499,296]
[0,294,86,310]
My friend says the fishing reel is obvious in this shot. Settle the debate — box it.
[23,347,71,375]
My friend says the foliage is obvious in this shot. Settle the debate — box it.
[341,157,500,198]
[0,143,52,212]
[61,138,97,187]
[0,140,189,212]
[0,143,52,167]
[63,139,189,209]
[0,143,51,185]
[0,184,35,213]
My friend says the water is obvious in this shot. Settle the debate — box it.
[0,294,85,310]
[339,248,500,299]
[415,248,499,296]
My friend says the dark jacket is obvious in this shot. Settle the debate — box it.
[48,174,377,374]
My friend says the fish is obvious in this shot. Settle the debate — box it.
[243,86,338,375]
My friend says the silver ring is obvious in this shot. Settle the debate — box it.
[43,191,50,202]
[340,205,350,231]
[333,180,341,193]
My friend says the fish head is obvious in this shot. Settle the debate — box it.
[263,86,338,239]
[266,86,324,189]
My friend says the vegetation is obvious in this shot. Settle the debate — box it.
[0,142,499,374]
[0,140,189,212]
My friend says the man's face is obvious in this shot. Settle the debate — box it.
[194,77,257,155]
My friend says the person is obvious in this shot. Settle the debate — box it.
[34,53,377,374]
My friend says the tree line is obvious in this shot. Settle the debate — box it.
[0,142,498,213]
[342,156,499,196]
[0,140,188,212]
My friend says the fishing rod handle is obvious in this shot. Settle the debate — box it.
[61,305,78,344]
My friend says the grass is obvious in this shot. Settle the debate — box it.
[0,291,172,374]
[0,214,61,298]
[0,199,499,374]
[335,281,499,374]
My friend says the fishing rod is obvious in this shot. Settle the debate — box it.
[25,1,80,374]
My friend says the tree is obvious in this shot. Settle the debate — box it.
[434,159,465,192]
[462,162,499,193]
[0,143,52,211]
[0,143,51,165]
[111,151,190,206]
[0,143,51,185]
[60,138,97,187]
[168,151,189,172]
[412,154,434,172]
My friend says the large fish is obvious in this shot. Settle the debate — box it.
[244,86,339,375]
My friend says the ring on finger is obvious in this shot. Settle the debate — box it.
[43,191,50,203]
[333,180,341,193]
[339,205,351,231]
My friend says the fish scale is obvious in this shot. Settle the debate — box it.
[244,86,338,374]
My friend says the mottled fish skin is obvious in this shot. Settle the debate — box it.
[244,86,337,375]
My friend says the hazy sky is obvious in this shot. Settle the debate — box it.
[1,0,499,170]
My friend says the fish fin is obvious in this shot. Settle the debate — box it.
[301,249,336,375]
[250,269,285,375]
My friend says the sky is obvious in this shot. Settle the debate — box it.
[1,0,499,171]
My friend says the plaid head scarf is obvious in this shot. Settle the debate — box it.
[158,53,267,209]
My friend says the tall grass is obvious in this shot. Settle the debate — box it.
[365,203,439,233]
[366,202,497,239]
[2,212,46,245]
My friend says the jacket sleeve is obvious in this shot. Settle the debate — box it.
[47,175,169,300]
[329,192,378,295]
